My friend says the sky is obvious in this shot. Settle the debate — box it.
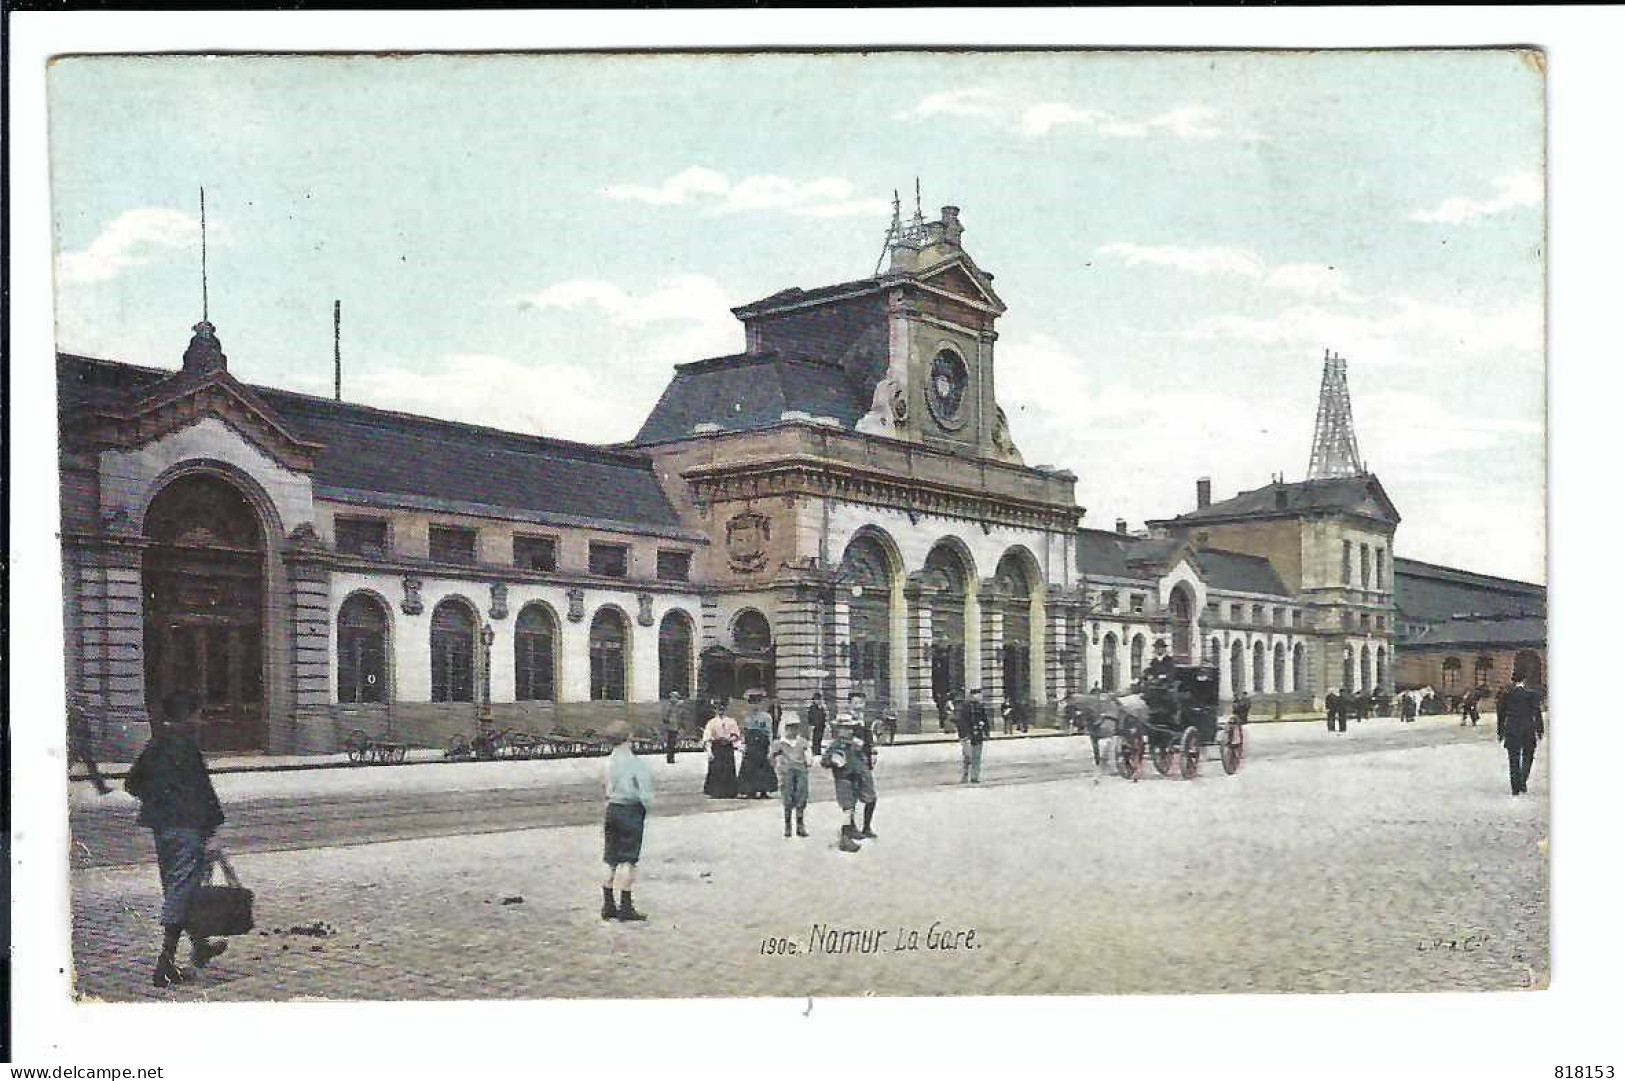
[47,50,1546,582]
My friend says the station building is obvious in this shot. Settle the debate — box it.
[53,204,1541,757]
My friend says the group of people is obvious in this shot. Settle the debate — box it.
[1324,687,1380,732]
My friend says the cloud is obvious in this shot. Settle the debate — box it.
[1185,297,1542,360]
[519,273,733,327]
[602,167,888,219]
[1022,103,1222,140]
[894,87,1003,121]
[1096,242,1365,302]
[1409,173,1542,225]
[56,207,199,285]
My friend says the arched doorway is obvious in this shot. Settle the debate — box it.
[923,543,972,708]
[142,473,268,752]
[589,607,629,701]
[843,535,897,708]
[1253,640,1266,693]
[1168,585,1195,662]
[658,610,695,697]
[1273,642,1287,694]
[1230,639,1246,696]
[995,551,1036,707]
[1100,633,1119,692]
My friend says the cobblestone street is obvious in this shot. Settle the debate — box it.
[69,716,1548,1002]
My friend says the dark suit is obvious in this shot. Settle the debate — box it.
[1326,692,1344,733]
[1497,684,1545,794]
[807,701,828,755]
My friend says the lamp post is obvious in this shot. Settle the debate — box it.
[479,624,496,722]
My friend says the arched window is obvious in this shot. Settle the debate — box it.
[1273,642,1287,693]
[1253,640,1267,692]
[337,593,388,704]
[1441,656,1461,692]
[430,600,476,703]
[1293,643,1306,693]
[1100,633,1119,692]
[732,609,773,654]
[1129,634,1146,682]
[514,603,558,702]
[1230,640,1246,695]
[659,610,694,697]
[590,607,628,701]
[1474,654,1494,687]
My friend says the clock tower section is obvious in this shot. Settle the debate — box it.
[857,204,1017,464]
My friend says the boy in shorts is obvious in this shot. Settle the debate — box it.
[821,715,877,852]
[769,715,812,838]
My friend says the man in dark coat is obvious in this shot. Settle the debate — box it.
[1497,675,1545,795]
[1326,689,1344,734]
[659,691,686,765]
[124,692,228,987]
[807,692,829,756]
[956,687,992,783]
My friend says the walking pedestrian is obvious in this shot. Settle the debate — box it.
[660,690,686,765]
[1497,674,1545,796]
[1460,687,1483,727]
[67,695,112,795]
[807,692,828,755]
[1232,690,1253,726]
[1354,690,1370,723]
[1325,689,1343,734]
[701,707,741,799]
[123,692,229,988]
[956,687,991,783]
[600,721,654,921]
[738,691,779,799]
[1000,699,1013,736]
[1399,690,1417,724]
[769,716,812,838]
[820,715,878,851]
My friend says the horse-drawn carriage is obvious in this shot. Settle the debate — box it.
[1113,664,1246,780]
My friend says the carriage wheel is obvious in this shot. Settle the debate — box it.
[1150,738,1175,777]
[1179,726,1202,780]
[1221,721,1246,775]
[1117,731,1145,781]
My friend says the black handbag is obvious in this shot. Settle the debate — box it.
[187,852,255,938]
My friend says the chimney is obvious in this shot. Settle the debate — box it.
[940,205,964,246]
[1115,518,1128,535]
[1196,476,1212,509]
[1274,485,1289,510]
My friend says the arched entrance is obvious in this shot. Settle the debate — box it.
[995,551,1037,708]
[142,473,268,752]
[842,536,896,708]
[1168,584,1195,662]
[1100,633,1119,692]
[1273,642,1287,693]
[923,543,972,708]
[1230,639,1246,696]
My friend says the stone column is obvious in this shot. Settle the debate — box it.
[65,532,151,760]
[774,579,828,712]
[978,580,1004,706]
[282,527,335,755]
[830,597,852,705]
[1042,588,1070,720]
[903,579,933,734]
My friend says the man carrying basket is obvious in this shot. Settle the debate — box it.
[123,691,231,988]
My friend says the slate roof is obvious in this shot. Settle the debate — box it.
[730,277,883,319]
[58,353,688,533]
[630,350,867,445]
[1400,617,1546,650]
[1393,557,1546,623]
[1074,529,1290,597]
[1151,475,1399,526]
[1193,548,1290,597]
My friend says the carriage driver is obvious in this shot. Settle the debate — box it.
[1146,640,1177,682]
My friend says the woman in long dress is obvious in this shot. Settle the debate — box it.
[702,709,741,799]
[737,702,779,799]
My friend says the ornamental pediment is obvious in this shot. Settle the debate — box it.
[911,255,1006,314]
[86,367,322,473]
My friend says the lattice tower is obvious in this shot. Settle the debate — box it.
[1306,349,1365,479]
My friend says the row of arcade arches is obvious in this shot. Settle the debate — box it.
[336,594,697,705]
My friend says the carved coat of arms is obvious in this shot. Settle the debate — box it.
[725,511,772,573]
